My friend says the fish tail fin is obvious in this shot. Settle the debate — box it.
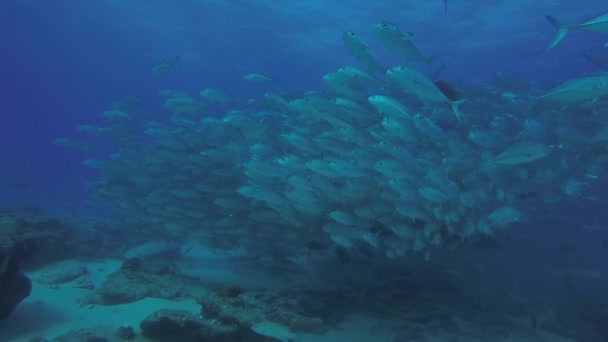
[174,54,182,66]
[449,99,466,122]
[545,15,570,50]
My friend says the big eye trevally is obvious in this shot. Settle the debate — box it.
[342,31,385,73]
[374,21,433,66]
[539,73,608,103]
[490,142,558,166]
[386,66,465,121]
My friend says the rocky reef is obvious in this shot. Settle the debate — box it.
[0,210,76,320]
[83,257,206,305]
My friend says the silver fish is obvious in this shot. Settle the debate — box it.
[386,66,465,121]
[491,143,555,166]
[539,74,608,103]
[342,31,384,72]
[374,21,432,66]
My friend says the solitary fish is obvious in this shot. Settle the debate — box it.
[152,55,181,75]
[244,73,273,83]
[546,12,608,49]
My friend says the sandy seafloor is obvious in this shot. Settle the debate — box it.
[0,242,579,342]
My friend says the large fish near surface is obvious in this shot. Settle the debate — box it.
[152,55,181,75]
[386,66,465,121]
[244,73,273,83]
[546,12,608,49]
[342,31,385,73]
[539,73,608,103]
[374,21,433,66]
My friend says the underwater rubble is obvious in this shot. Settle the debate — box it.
[3,227,605,341]
[83,257,206,306]
[140,309,280,342]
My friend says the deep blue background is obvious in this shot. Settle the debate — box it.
[0,0,606,214]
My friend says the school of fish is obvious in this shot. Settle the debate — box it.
[58,15,608,260]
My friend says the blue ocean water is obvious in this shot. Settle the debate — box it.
[2,1,608,341]
[0,0,604,212]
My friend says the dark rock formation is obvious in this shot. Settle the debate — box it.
[51,325,139,342]
[140,309,280,342]
[0,212,74,320]
[0,246,32,320]
[0,215,36,320]
[115,325,136,340]
[198,286,333,335]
